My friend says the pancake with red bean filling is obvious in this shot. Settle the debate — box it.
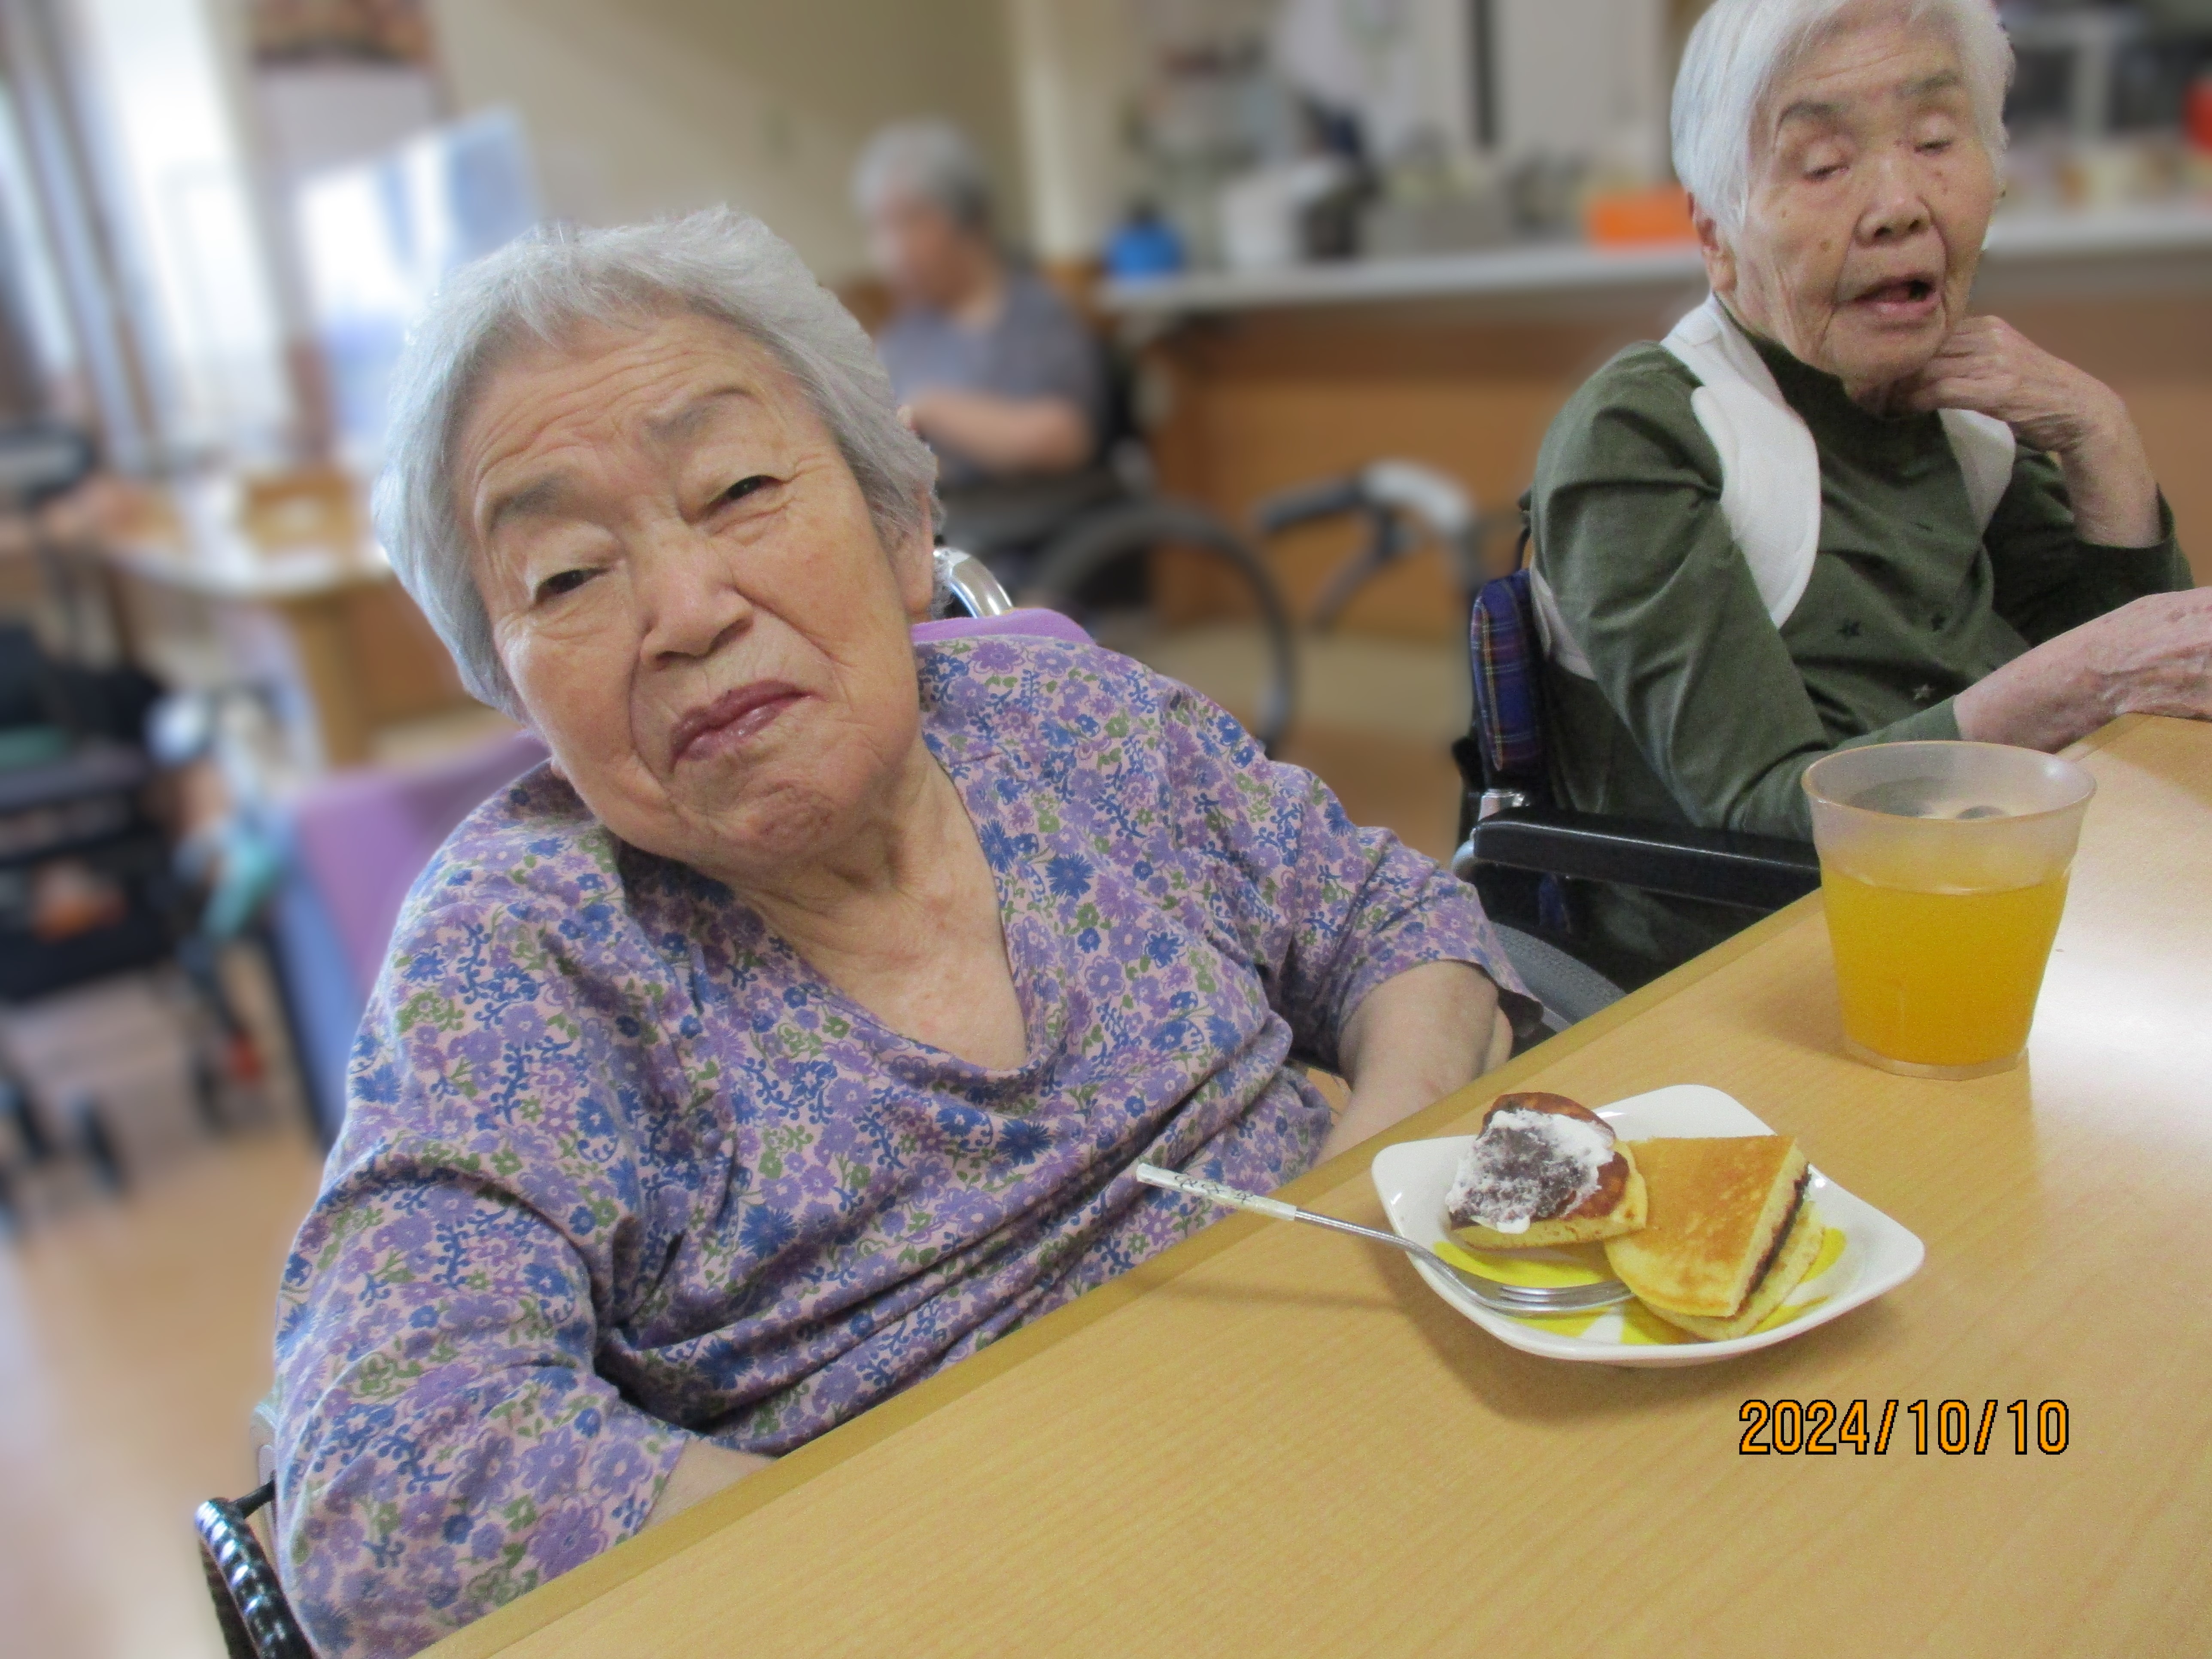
[1603,1135,1819,1340]
[1445,1093,1647,1249]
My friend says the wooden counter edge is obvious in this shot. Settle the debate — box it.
[428,719,2149,1658]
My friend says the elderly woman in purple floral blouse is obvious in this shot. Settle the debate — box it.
[273,206,1534,1656]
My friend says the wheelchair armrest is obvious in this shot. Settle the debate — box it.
[1462,808,1822,912]
[196,1483,313,1659]
[251,1388,279,1489]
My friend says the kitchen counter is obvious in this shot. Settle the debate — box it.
[1104,201,2212,644]
[1101,203,2212,320]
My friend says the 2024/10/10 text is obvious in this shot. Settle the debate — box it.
[1738,1399,2070,1455]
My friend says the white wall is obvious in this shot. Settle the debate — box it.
[254,64,442,187]
[1495,0,1669,178]
[424,0,1025,281]
[1407,0,1478,156]
[1006,0,1141,263]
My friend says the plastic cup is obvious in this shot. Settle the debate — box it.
[1803,741,2095,1080]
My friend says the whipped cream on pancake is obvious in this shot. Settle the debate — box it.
[1446,1107,1616,1236]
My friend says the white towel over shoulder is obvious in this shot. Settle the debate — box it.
[1534,294,2015,681]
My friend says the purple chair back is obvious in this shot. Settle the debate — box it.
[911,608,1091,648]
[289,730,550,996]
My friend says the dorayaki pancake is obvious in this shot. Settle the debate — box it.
[1602,1136,1809,1319]
[1639,1201,1823,1341]
[1446,1093,1648,1250]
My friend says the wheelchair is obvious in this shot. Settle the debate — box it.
[1451,556,1822,1021]
[950,449,1516,765]
[936,335,1300,758]
[941,478,1295,756]
[197,1478,308,1659]
[1221,464,1824,1028]
[0,427,281,1221]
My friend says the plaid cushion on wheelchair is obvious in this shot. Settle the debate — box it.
[1470,569,1547,782]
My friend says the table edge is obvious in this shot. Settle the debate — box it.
[95,536,395,601]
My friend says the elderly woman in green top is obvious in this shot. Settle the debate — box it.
[1530,0,2209,983]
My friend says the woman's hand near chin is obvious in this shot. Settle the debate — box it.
[1319,961,1511,1163]
[1898,315,2163,547]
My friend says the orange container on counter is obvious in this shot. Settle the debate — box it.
[1583,183,1696,246]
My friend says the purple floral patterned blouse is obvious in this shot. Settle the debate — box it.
[273,636,1527,1656]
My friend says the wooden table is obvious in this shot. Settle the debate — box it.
[440,715,2212,1659]
[85,481,471,769]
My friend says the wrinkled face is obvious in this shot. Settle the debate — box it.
[461,312,935,885]
[1700,12,1999,398]
[865,191,984,311]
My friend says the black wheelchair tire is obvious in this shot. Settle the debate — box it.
[1021,499,1298,757]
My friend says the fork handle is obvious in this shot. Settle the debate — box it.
[1132,1162,1428,1258]
[1133,1162,1300,1221]
[1132,1161,1630,1311]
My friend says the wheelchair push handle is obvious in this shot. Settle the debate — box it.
[1253,460,1489,629]
[1359,460,1474,540]
[1252,461,1477,542]
[1250,474,1369,537]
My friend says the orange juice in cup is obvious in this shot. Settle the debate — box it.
[1804,742,2094,1079]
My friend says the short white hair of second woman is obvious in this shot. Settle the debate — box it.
[372,206,941,717]
[850,119,995,232]
[1672,0,2013,240]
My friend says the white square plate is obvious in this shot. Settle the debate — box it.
[1369,1084,1925,1367]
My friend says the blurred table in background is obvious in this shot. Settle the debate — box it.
[85,471,473,770]
[430,712,2212,1659]
[1109,204,2212,644]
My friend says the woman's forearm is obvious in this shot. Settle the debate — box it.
[1322,961,1508,1161]
[907,390,1091,474]
[1953,630,2107,752]
[2052,405,2162,550]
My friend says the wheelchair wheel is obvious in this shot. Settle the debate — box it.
[1021,498,1297,757]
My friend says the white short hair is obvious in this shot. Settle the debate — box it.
[1672,0,2013,239]
[851,119,995,231]
[373,207,940,717]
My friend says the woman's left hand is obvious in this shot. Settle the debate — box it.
[1898,316,2163,547]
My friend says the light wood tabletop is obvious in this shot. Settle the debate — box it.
[436,715,2212,1659]
[73,477,472,766]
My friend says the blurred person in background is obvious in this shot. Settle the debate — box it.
[854,119,1111,572]
[271,207,1534,1656]
[1527,0,2207,985]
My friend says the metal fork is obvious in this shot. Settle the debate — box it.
[1132,1163,1635,1316]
